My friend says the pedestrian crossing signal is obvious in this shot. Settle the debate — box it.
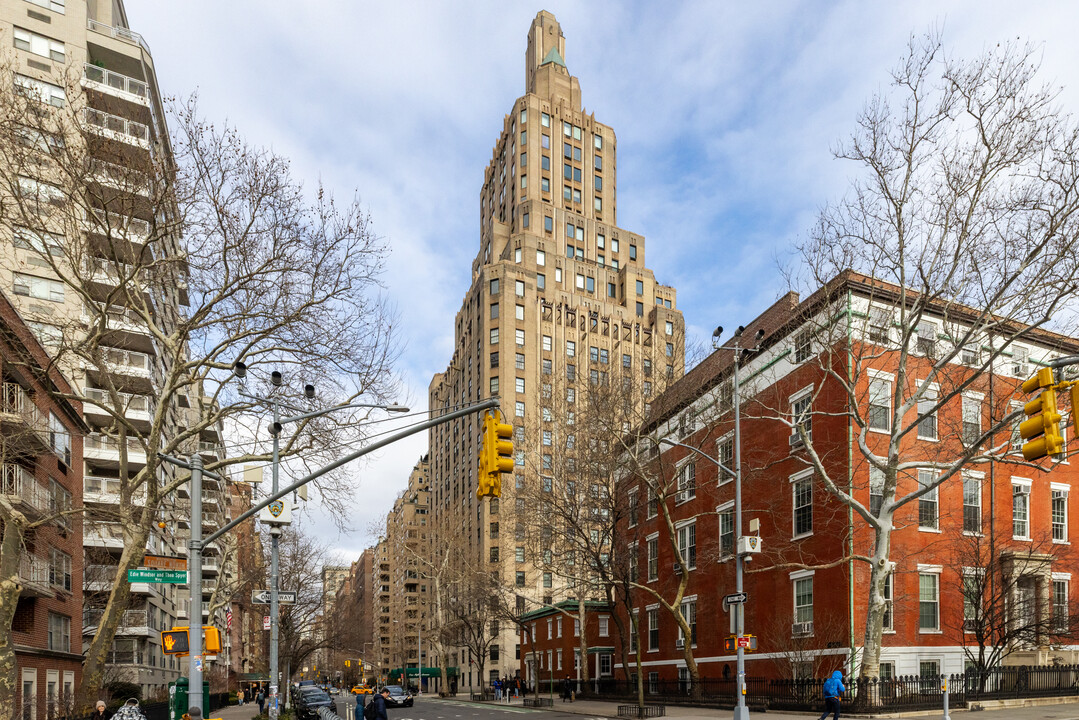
[161,629,189,655]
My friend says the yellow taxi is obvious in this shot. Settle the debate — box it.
[351,685,373,695]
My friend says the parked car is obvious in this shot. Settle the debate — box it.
[382,685,414,708]
[295,687,334,719]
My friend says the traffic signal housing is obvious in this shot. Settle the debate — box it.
[1021,368,1064,461]
[159,626,222,656]
[477,411,513,498]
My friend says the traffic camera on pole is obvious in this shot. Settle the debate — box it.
[1021,367,1064,461]
[477,410,513,498]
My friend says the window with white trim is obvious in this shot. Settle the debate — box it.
[919,570,940,631]
[868,376,892,431]
[791,389,812,445]
[963,393,983,446]
[918,469,938,530]
[793,576,814,625]
[676,522,696,570]
[962,568,983,632]
[916,320,937,356]
[1013,480,1031,539]
[869,466,884,516]
[678,599,697,646]
[963,472,983,534]
[599,616,609,637]
[1053,486,1069,542]
[718,501,734,557]
[13,272,63,303]
[792,473,812,537]
[646,536,658,581]
[917,383,938,440]
[794,330,811,363]
[716,434,734,483]
[1053,578,1070,632]
[882,572,893,631]
[647,608,659,651]
[677,461,696,500]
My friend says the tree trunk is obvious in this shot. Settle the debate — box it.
[859,524,894,681]
[80,521,151,702]
[576,599,590,694]
[0,511,26,717]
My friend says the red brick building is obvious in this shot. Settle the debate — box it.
[1,289,87,719]
[615,272,1079,687]
[519,601,616,693]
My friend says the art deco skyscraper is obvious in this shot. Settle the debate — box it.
[428,12,684,688]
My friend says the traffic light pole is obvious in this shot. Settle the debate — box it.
[269,397,282,717]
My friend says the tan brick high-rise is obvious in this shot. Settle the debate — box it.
[429,11,684,689]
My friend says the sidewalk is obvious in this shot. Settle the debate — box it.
[463,693,1079,720]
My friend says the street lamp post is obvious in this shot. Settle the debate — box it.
[660,325,762,720]
[235,362,408,712]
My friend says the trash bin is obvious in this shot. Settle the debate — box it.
[169,677,211,720]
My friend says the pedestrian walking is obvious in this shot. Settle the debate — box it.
[494,677,501,701]
[561,675,572,703]
[90,701,110,720]
[257,688,266,715]
[818,670,846,720]
[366,687,390,720]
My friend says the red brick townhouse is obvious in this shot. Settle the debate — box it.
[615,271,1079,687]
[519,600,616,693]
[0,289,88,719]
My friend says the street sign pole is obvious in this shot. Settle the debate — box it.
[189,454,204,713]
[269,398,282,719]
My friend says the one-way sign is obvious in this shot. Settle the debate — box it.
[724,592,748,605]
[251,590,297,605]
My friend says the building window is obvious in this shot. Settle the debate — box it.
[646,537,658,581]
[647,608,659,651]
[516,353,525,370]
[515,377,526,394]
[489,377,499,395]
[516,571,525,587]
[676,522,696,569]
[869,467,884,516]
[490,278,500,295]
[566,364,576,382]
[543,572,552,588]
[1053,579,1070,632]
[679,601,697,645]
[14,74,64,107]
[599,616,610,637]
[719,503,734,556]
[882,573,894,631]
[917,384,938,440]
[515,401,525,418]
[916,320,938,356]
[49,412,70,465]
[630,244,638,260]
[490,351,499,368]
[515,280,525,297]
[791,391,812,444]
[544,215,553,232]
[490,328,499,345]
[537,273,545,290]
[677,462,695,500]
[47,613,70,651]
[964,473,982,534]
[868,376,891,431]
[963,394,983,445]
[542,335,552,351]
[566,340,575,357]
[1053,488,1069,541]
[918,469,938,530]
[516,304,525,321]
[646,486,657,518]
[1013,481,1031,538]
[794,330,811,363]
[962,568,981,632]
[48,548,71,591]
[793,576,814,625]
[919,572,940,631]
[13,272,64,303]
[515,329,525,346]
[793,474,812,537]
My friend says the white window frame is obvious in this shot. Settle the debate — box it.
[917,382,940,441]
[917,468,939,532]
[675,520,696,571]
[790,469,813,539]
[867,370,893,433]
[1012,478,1032,540]
[1052,483,1069,543]
[790,569,814,628]
[917,564,942,633]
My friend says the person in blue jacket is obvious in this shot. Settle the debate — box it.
[818,670,845,720]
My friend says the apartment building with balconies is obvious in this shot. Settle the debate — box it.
[0,287,88,720]
[0,0,228,697]
[426,12,685,692]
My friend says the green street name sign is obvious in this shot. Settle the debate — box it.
[127,568,188,584]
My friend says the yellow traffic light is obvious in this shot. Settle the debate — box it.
[1021,368,1063,461]
[478,411,513,498]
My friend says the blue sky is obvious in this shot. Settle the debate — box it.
[124,0,1079,560]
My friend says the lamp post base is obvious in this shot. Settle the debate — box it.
[733,704,750,720]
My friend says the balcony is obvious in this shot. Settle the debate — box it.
[84,523,125,549]
[0,382,49,450]
[84,107,150,147]
[104,347,153,378]
[83,608,151,635]
[83,63,149,104]
[85,433,147,468]
[83,387,154,426]
[198,441,224,462]
[89,158,150,196]
[1,464,49,518]
[86,18,152,54]
[85,208,151,244]
[19,553,53,598]
[84,475,146,505]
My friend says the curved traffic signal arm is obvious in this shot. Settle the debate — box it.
[1020,367,1064,461]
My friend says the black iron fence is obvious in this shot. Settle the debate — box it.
[569,665,1079,713]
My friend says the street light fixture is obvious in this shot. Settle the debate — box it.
[235,362,408,712]
[660,323,763,720]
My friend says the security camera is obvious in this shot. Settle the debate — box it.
[304,384,316,400]
[233,360,247,379]
[734,326,745,337]
[712,326,723,339]
[755,329,765,342]
[271,371,283,387]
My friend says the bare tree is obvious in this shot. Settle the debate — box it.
[0,63,400,701]
[780,33,1079,679]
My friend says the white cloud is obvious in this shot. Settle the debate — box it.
[124,0,1079,556]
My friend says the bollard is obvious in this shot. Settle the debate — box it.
[941,676,950,720]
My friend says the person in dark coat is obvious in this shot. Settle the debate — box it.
[561,676,573,702]
[90,701,111,720]
[372,688,390,720]
[818,670,846,720]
